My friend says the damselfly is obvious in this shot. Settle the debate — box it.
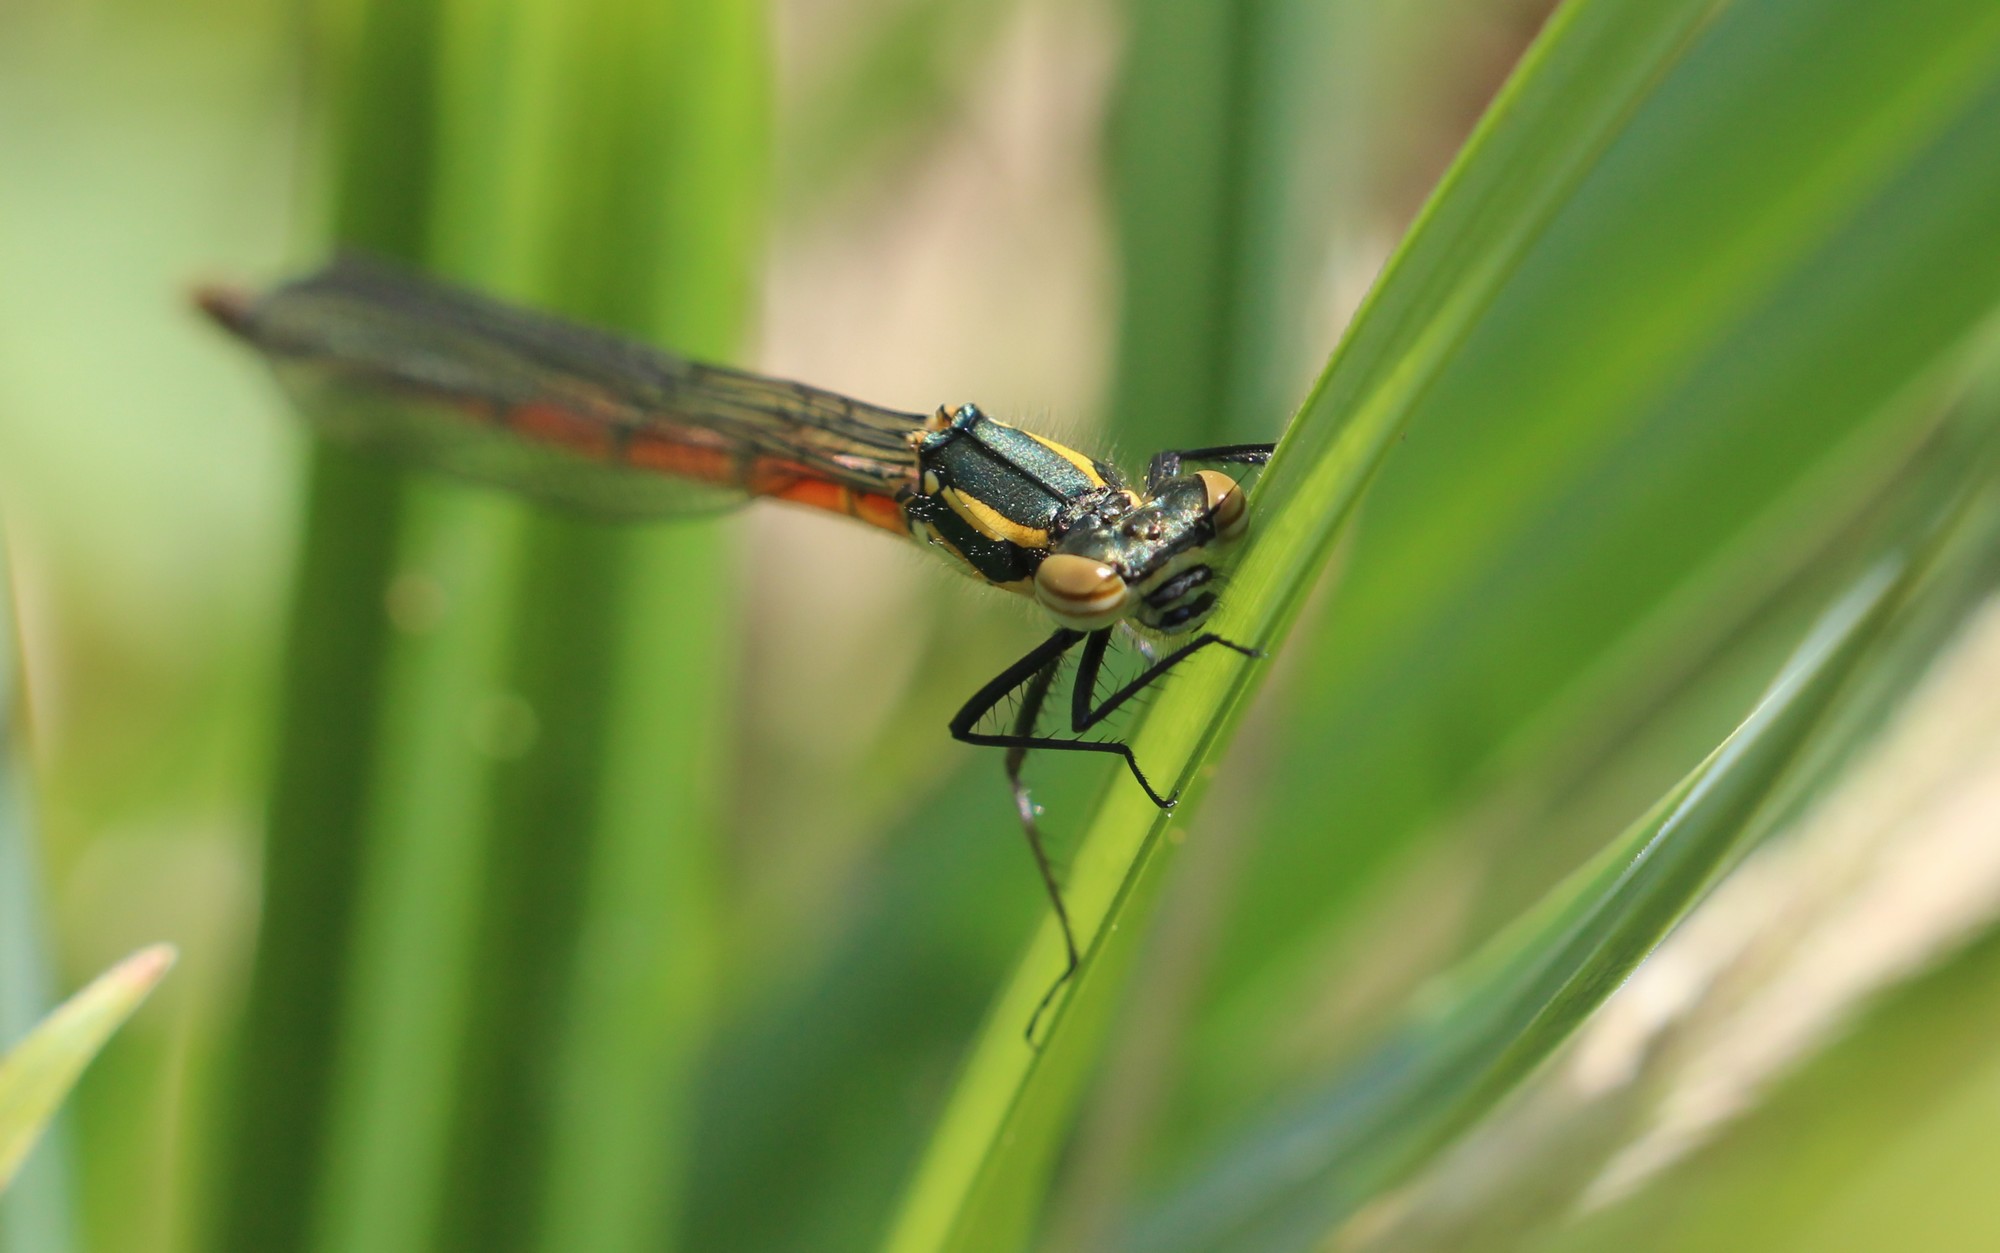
[199,256,1272,1036]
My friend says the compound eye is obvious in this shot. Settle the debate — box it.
[1196,470,1247,543]
[1034,553,1131,629]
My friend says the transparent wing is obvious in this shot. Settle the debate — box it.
[199,255,922,527]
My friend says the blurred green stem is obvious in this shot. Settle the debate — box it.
[1107,0,1351,451]
[209,3,763,1253]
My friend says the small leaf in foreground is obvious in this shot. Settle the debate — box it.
[0,944,176,1191]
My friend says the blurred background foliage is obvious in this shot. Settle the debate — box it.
[7,0,2000,1250]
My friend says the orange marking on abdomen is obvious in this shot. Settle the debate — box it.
[625,430,910,535]
[766,476,908,536]
[852,491,907,534]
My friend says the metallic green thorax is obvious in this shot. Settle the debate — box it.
[900,405,1130,587]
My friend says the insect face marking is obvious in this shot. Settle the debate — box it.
[1040,473,1240,634]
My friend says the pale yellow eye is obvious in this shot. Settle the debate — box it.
[1197,470,1247,543]
[1034,553,1131,628]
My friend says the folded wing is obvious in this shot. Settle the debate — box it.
[199,255,921,530]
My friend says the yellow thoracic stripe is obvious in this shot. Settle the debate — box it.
[943,486,1050,550]
[1028,432,1107,487]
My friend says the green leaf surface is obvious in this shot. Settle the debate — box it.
[883,0,1730,1247]
[1133,541,1923,1251]
[0,946,175,1193]
[1305,411,2000,1252]
[1209,0,2000,1004]
[1174,0,2000,1178]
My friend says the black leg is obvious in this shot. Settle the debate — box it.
[946,624,1261,1043]
[951,627,1176,809]
[947,627,1109,1044]
[1002,658,1081,1045]
[1145,442,1276,493]
[947,626,1085,749]
[953,626,1262,810]
[1069,629,1260,747]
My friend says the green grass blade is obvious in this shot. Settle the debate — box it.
[1134,552,1911,1250]
[209,3,764,1253]
[1171,0,2000,1174]
[205,4,441,1248]
[1546,876,2000,1252]
[1107,0,1260,449]
[881,1,1743,1249]
[298,9,578,1249]
[0,946,176,1193]
[1299,400,2000,1251]
[1106,0,1373,451]
[884,0,2000,1247]
[406,7,762,1253]
[302,489,524,1253]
